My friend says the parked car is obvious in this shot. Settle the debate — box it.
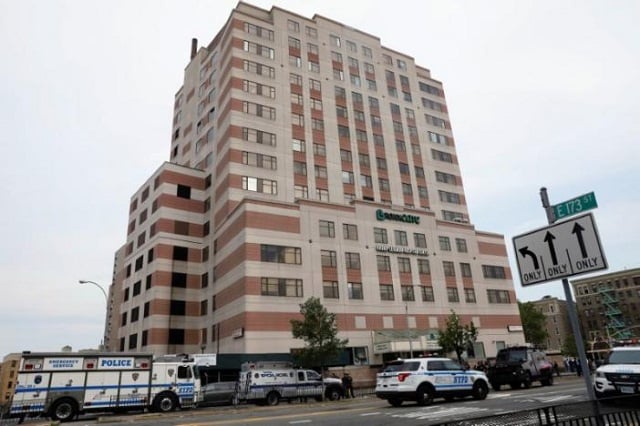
[375,357,489,407]
[487,346,553,390]
[594,346,640,399]
[201,381,238,406]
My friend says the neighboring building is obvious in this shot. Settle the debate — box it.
[572,267,640,347]
[0,353,20,409]
[108,1,525,367]
[530,296,570,352]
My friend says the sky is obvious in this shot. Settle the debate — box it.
[1,0,638,357]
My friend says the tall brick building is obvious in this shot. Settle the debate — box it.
[105,2,525,367]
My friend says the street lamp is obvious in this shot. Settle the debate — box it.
[78,280,108,303]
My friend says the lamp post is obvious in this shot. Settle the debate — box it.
[79,279,109,349]
[78,280,108,303]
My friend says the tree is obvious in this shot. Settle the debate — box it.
[438,310,478,364]
[290,297,348,371]
[518,301,548,347]
[561,333,578,357]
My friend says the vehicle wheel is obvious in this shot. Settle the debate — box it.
[266,391,280,406]
[416,384,434,406]
[491,382,501,391]
[541,374,554,386]
[510,381,522,390]
[388,398,403,407]
[50,398,77,422]
[325,387,342,401]
[153,392,178,412]
[523,372,532,389]
[472,381,489,400]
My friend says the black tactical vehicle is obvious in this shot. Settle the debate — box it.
[487,346,554,391]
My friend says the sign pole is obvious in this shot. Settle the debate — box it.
[540,187,596,401]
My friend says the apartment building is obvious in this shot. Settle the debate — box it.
[107,2,525,367]
[530,296,570,352]
[0,353,20,409]
[572,267,640,346]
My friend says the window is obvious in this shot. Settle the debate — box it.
[429,131,449,145]
[170,300,186,316]
[380,284,394,301]
[345,252,361,269]
[308,61,320,73]
[443,210,465,222]
[377,255,391,271]
[315,165,328,179]
[348,282,363,300]
[402,183,413,195]
[435,171,457,184]
[336,105,349,119]
[323,281,339,298]
[456,238,468,253]
[177,184,191,199]
[342,171,354,184]
[172,272,186,288]
[487,289,511,303]
[305,26,317,38]
[360,174,372,187]
[290,73,302,86]
[168,329,185,345]
[447,287,460,303]
[460,262,473,278]
[398,257,411,273]
[310,97,322,110]
[309,78,321,91]
[432,149,453,163]
[288,19,300,32]
[415,166,425,178]
[399,162,410,175]
[242,151,277,169]
[376,157,387,170]
[316,188,329,201]
[243,127,276,146]
[313,143,326,156]
[379,178,390,191]
[443,261,456,277]
[417,258,430,274]
[414,233,427,248]
[311,118,324,131]
[261,244,302,264]
[439,190,461,204]
[401,285,415,301]
[294,185,308,199]
[343,224,358,240]
[465,288,477,303]
[362,45,372,57]
[439,236,451,251]
[291,93,303,105]
[244,22,274,40]
[291,112,304,126]
[394,230,408,246]
[288,36,301,49]
[293,161,307,175]
[242,40,275,59]
[261,278,303,297]
[319,220,335,238]
[330,34,341,47]
[242,80,275,98]
[242,176,277,194]
[374,227,388,244]
[292,138,306,152]
[483,265,507,279]
[321,250,337,267]
[421,286,435,302]
[242,101,276,120]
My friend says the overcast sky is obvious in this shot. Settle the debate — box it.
[1,0,638,357]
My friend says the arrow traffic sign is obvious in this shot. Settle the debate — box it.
[512,212,607,286]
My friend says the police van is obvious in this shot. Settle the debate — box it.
[376,357,490,407]
[6,351,209,422]
[236,361,344,406]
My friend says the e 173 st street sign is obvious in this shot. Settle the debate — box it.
[552,191,597,220]
[512,212,607,286]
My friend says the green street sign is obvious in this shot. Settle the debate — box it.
[553,192,598,220]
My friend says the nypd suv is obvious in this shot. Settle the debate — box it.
[375,357,489,407]
[594,346,640,399]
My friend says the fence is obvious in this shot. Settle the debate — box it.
[431,396,640,426]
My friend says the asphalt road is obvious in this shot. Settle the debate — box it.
[10,375,589,426]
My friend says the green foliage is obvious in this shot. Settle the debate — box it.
[518,301,549,346]
[290,297,348,369]
[438,310,478,363]
[562,333,578,357]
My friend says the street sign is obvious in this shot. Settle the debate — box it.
[552,191,597,220]
[512,212,607,286]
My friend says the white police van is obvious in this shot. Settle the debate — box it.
[6,351,207,422]
[376,357,489,407]
[594,346,640,399]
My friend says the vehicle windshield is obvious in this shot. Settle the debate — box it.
[383,361,421,372]
[497,349,526,362]
[607,350,640,365]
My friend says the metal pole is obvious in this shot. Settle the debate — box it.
[79,280,108,303]
[406,304,414,358]
[539,188,596,401]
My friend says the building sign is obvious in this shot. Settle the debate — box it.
[375,244,429,256]
[375,209,420,224]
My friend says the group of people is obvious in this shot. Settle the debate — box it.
[327,372,355,398]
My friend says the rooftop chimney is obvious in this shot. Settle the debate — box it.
[191,38,198,60]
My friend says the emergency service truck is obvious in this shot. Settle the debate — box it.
[236,361,344,406]
[6,351,211,422]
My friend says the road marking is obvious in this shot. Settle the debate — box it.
[289,421,311,424]
[488,393,512,398]
[540,395,575,403]
[360,412,381,416]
